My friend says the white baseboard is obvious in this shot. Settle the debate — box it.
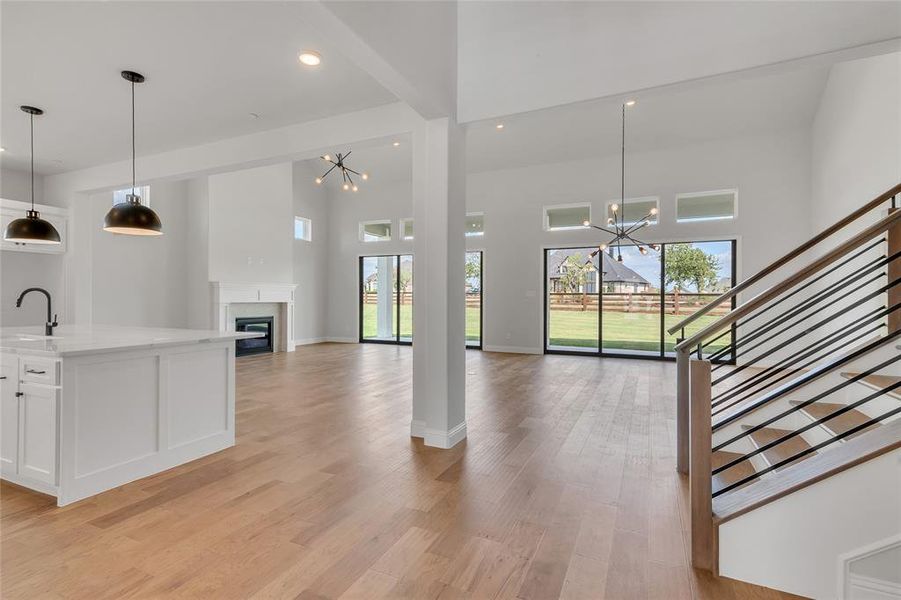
[410,419,426,438]
[482,345,542,355]
[424,421,467,449]
[324,337,358,344]
[294,337,326,347]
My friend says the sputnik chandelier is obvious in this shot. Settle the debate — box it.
[583,101,659,263]
[314,150,368,192]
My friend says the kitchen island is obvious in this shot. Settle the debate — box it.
[0,324,260,505]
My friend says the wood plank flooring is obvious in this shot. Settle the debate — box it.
[1,343,805,599]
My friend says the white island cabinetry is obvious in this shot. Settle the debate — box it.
[0,325,259,506]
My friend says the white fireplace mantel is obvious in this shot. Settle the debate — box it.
[210,282,297,352]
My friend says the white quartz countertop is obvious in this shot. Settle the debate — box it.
[0,324,263,357]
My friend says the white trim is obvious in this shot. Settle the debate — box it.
[424,421,467,449]
[359,219,393,242]
[293,337,326,346]
[410,419,426,438]
[325,336,358,344]
[838,535,901,599]
[543,202,591,232]
[604,195,659,226]
[210,282,297,352]
[675,188,738,223]
[483,345,542,355]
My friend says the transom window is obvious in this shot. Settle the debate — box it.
[294,216,311,241]
[400,218,414,240]
[360,220,392,242]
[466,213,484,237]
[606,197,658,226]
[676,190,737,223]
[544,204,590,231]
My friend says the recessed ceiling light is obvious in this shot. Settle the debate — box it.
[495,123,504,130]
[298,50,321,67]
[392,141,401,147]
[625,100,637,107]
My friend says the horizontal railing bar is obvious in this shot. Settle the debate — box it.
[712,330,901,431]
[710,270,895,375]
[708,271,886,368]
[705,238,887,360]
[707,250,894,365]
[712,403,901,497]
[712,351,901,455]
[676,207,901,351]
[711,316,887,413]
[668,183,900,336]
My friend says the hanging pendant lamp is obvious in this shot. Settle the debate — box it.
[103,71,162,236]
[4,106,61,245]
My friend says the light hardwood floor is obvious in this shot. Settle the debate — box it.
[1,344,805,599]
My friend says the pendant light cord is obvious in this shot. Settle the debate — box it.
[30,113,35,210]
[131,80,136,196]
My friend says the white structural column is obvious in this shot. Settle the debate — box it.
[376,256,395,339]
[411,117,467,448]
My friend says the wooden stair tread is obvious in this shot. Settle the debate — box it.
[743,426,814,469]
[714,418,901,525]
[711,450,758,494]
[790,401,880,438]
[840,372,901,399]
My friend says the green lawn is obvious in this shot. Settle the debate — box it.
[548,309,730,353]
[362,304,481,342]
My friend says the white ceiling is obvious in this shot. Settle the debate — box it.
[458,1,901,122]
[465,62,832,173]
[0,1,397,174]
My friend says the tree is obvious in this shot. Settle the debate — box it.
[465,253,481,292]
[559,253,594,310]
[665,244,720,294]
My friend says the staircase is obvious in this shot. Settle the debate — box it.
[671,183,901,598]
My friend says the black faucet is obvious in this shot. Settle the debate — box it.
[15,287,58,336]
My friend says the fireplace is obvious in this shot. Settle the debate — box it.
[235,317,274,357]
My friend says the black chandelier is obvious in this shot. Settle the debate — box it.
[583,101,658,263]
[314,151,368,192]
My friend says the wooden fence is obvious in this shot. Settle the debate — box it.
[363,292,482,308]
[548,292,730,315]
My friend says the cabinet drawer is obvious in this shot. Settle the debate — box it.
[19,357,59,386]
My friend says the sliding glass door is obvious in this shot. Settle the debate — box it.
[360,254,413,345]
[466,251,483,349]
[544,240,736,360]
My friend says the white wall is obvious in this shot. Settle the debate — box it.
[1,167,48,207]
[292,162,331,343]
[208,163,294,285]
[465,128,811,352]
[324,176,413,341]
[719,448,901,600]
[811,52,900,232]
[184,176,211,329]
[89,180,190,328]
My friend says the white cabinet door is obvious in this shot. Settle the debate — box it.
[0,360,19,476]
[18,384,58,485]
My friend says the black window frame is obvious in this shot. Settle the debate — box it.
[358,254,413,346]
[466,250,484,350]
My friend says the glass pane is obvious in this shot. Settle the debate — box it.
[663,241,734,357]
[677,192,735,222]
[600,246,661,355]
[361,221,392,241]
[546,205,589,230]
[466,251,482,346]
[399,255,413,342]
[546,247,599,351]
[465,214,484,236]
[402,219,414,240]
[607,198,658,225]
[361,256,398,341]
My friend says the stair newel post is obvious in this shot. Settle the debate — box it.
[690,358,714,572]
[676,344,689,474]
[888,203,899,335]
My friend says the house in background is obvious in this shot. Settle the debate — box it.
[547,248,652,293]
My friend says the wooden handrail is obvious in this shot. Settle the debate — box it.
[675,207,901,352]
[667,182,901,335]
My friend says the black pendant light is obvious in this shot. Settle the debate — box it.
[3,106,61,245]
[103,70,162,236]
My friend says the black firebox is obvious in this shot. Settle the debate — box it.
[235,317,274,357]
